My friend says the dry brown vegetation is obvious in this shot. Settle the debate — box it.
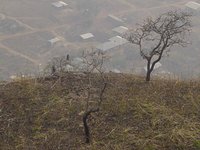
[1,73,200,150]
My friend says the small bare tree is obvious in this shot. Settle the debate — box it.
[43,54,71,85]
[124,11,192,81]
[49,55,71,75]
[80,50,108,143]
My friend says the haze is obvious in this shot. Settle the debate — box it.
[0,0,199,80]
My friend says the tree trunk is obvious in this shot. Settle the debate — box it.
[146,70,151,82]
[82,108,99,144]
[146,60,151,82]
[83,113,90,143]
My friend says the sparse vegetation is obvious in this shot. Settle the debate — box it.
[1,73,200,150]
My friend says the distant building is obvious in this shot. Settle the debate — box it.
[112,26,128,34]
[52,1,68,8]
[108,14,124,23]
[80,33,94,39]
[185,1,200,11]
[48,37,60,45]
[96,36,128,52]
[108,36,128,43]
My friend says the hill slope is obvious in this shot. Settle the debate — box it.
[1,73,200,150]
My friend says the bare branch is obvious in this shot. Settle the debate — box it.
[124,10,192,81]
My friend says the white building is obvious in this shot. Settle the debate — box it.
[112,26,128,34]
[108,14,124,23]
[80,33,94,39]
[48,37,60,45]
[108,36,128,44]
[97,36,128,52]
[52,1,68,8]
[185,1,200,11]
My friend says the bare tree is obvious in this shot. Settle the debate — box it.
[45,51,108,144]
[124,11,192,81]
[50,55,71,74]
[80,50,108,143]
[43,55,71,84]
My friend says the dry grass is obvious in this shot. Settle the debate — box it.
[0,73,200,150]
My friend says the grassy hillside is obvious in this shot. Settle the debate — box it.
[1,73,200,150]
